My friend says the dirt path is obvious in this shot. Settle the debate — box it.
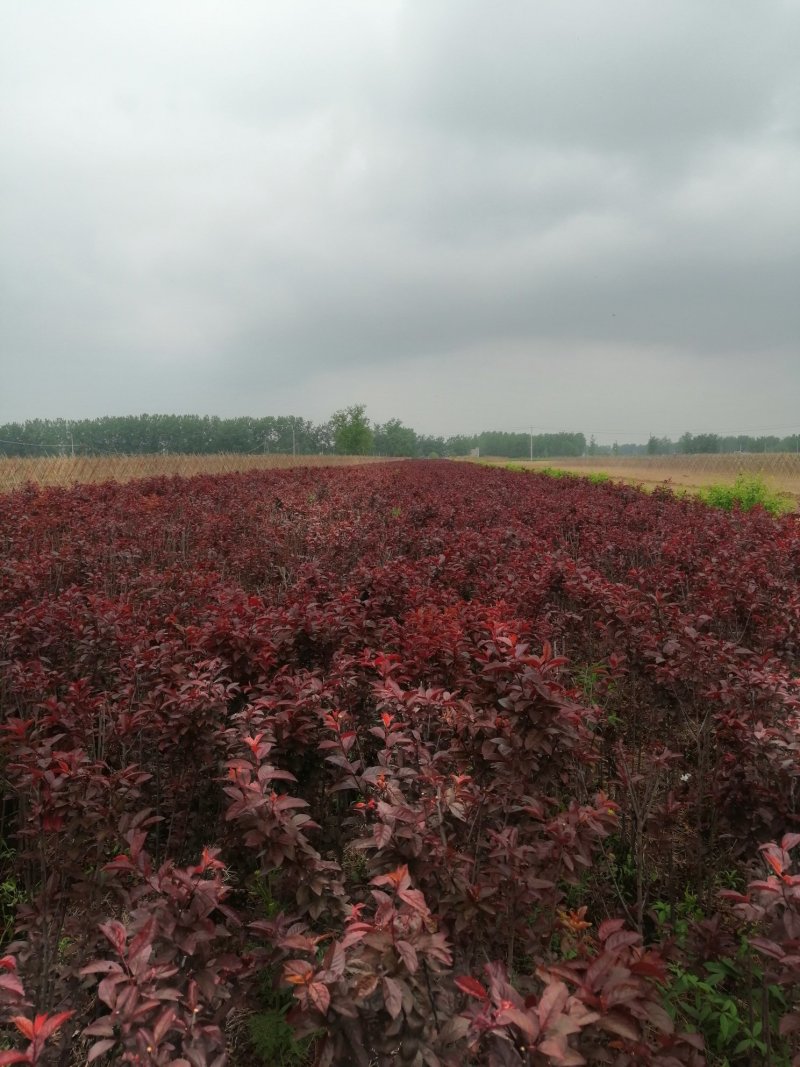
[473,456,800,509]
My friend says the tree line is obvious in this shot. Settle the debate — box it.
[643,433,800,455]
[0,409,796,459]
[0,409,585,460]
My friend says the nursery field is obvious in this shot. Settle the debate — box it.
[1,461,800,1066]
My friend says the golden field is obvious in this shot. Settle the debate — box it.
[477,453,800,508]
[0,452,394,493]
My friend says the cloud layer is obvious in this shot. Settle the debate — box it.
[2,1,798,441]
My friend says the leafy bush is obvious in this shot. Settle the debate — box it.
[700,474,792,515]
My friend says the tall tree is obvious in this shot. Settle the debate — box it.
[373,418,417,457]
[329,405,374,455]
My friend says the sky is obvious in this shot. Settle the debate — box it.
[2,1,799,444]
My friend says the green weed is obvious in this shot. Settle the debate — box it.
[537,466,574,479]
[0,842,24,944]
[247,966,321,1066]
[652,893,791,1065]
[248,1005,316,1066]
[699,475,792,516]
[248,871,282,918]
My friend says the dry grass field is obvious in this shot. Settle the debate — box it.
[476,453,800,508]
[0,452,394,493]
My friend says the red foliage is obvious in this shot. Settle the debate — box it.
[1,463,799,1062]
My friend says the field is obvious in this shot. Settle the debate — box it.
[0,452,393,493]
[1,461,800,1065]
[476,453,800,507]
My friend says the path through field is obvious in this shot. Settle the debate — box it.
[478,453,800,507]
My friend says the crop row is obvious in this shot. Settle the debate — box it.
[1,462,799,1065]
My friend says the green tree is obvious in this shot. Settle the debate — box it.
[329,404,374,455]
[416,434,446,458]
[373,418,417,457]
[444,435,477,457]
[681,433,719,454]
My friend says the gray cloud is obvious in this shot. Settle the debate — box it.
[1,0,798,439]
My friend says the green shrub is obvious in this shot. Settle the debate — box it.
[699,475,792,516]
[537,466,573,479]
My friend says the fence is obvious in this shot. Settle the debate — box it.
[0,452,393,493]
[5,451,800,499]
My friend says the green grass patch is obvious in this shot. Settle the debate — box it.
[477,461,614,485]
[537,465,573,479]
[523,464,610,485]
[698,475,792,516]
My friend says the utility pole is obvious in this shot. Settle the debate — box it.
[529,426,533,463]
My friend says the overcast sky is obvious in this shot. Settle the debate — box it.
[2,1,798,442]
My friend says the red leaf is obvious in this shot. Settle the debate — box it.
[495,1005,539,1039]
[779,1012,800,1036]
[308,981,331,1015]
[79,960,124,976]
[604,930,641,953]
[371,865,411,892]
[585,952,615,989]
[97,974,124,1009]
[83,1019,116,1038]
[629,954,667,980]
[127,917,156,972]
[644,1002,674,1034]
[0,973,25,998]
[284,959,314,985]
[764,850,784,877]
[153,1007,178,1044]
[87,1040,117,1063]
[599,1010,640,1041]
[10,1017,34,1040]
[102,854,136,873]
[98,920,127,956]
[454,975,489,1001]
[598,918,626,942]
[382,975,404,1019]
[33,1011,73,1042]
[320,941,346,981]
[538,981,569,1028]
[396,939,419,974]
[398,888,430,916]
[373,822,393,849]
[750,936,786,960]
